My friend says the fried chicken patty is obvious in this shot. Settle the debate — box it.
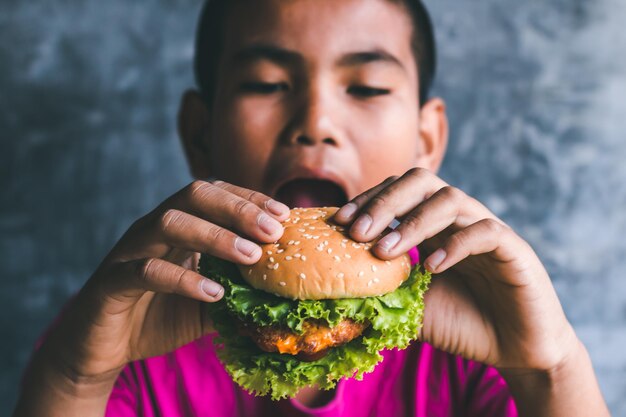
[238,318,369,357]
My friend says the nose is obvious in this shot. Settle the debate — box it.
[289,84,341,147]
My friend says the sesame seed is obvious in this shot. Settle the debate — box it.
[294,253,302,258]
[277,249,284,253]
[263,274,267,280]
[298,228,306,232]
[279,281,286,286]
[345,254,351,259]
[358,271,365,277]
[313,236,320,240]
[248,269,252,275]
[337,272,345,279]
[294,241,300,245]
[285,256,293,261]
[273,263,279,270]
[385,261,391,265]
[267,264,274,269]
[267,251,273,255]
[334,255,341,262]
[288,240,294,245]
[301,255,307,261]
[367,280,373,287]
[323,240,329,246]
[303,223,310,226]
[299,273,306,280]
[309,226,316,230]
[371,265,377,272]
[269,257,275,263]
[327,248,333,254]
[340,243,347,248]
[342,239,349,243]
[323,233,330,237]
[373,278,380,283]
[312,216,319,220]
[352,243,360,248]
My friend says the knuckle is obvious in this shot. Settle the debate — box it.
[383,175,399,184]
[368,194,389,211]
[447,232,468,250]
[172,268,188,292]
[439,186,465,203]
[406,167,428,179]
[211,226,230,246]
[481,218,503,235]
[402,211,425,231]
[188,180,212,199]
[136,258,158,284]
[158,209,183,234]
[233,198,256,218]
[245,189,263,203]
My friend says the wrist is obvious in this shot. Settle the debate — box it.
[14,342,121,417]
[498,339,609,417]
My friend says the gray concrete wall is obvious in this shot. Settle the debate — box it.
[2,0,625,414]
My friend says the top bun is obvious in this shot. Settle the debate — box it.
[238,207,412,300]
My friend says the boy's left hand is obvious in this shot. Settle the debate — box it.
[334,167,579,374]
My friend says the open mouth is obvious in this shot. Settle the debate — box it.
[275,179,348,209]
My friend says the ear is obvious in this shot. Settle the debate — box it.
[178,89,213,179]
[415,97,449,173]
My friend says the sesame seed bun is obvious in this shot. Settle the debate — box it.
[238,207,412,300]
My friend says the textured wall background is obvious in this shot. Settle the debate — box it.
[2,0,625,414]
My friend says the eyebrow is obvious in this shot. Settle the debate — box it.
[337,49,406,72]
[229,43,405,72]
[230,44,302,66]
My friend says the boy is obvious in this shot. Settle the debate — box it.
[14,0,609,415]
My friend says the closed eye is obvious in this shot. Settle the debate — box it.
[347,85,391,98]
[239,82,289,94]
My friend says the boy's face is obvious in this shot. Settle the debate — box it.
[180,0,448,208]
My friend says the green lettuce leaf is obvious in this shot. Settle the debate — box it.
[200,254,431,400]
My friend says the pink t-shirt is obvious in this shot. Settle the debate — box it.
[106,337,516,416]
[105,248,518,417]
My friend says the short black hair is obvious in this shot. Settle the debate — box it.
[193,0,436,106]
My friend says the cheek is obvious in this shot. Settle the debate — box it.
[350,100,420,187]
[212,98,285,186]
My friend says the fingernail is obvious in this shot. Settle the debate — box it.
[426,249,446,271]
[352,214,373,236]
[235,237,261,258]
[266,199,289,216]
[336,203,357,220]
[377,231,401,252]
[257,213,282,235]
[202,279,223,298]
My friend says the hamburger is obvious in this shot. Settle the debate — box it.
[200,207,431,400]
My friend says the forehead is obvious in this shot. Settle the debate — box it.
[221,0,416,74]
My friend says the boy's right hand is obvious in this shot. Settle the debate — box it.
[44,180,289,382]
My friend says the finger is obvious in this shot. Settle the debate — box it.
[210,180,290,220]
[343,168,450,242]
[172,180,285,243]
[157,209,262,264]
[372,186,493,259]
[334,175,399,223]
[107,257,224,303]
[423,218,512,273]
